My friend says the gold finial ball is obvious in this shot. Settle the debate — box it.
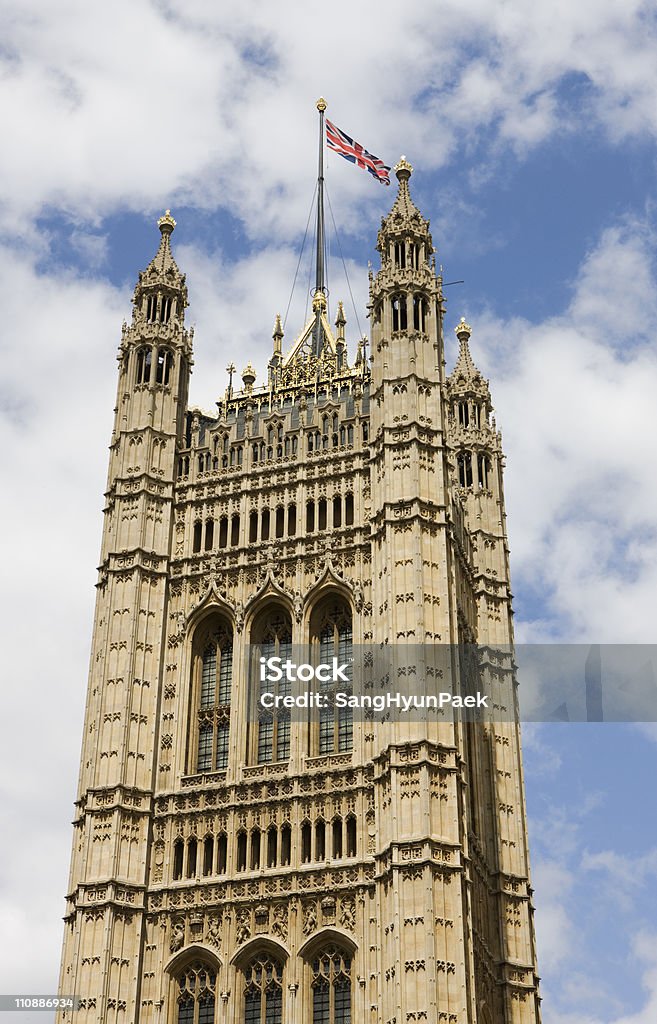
[455,317,472,339]
[316,97,327,112]
[158,209,176,235]
[394,155,413,182]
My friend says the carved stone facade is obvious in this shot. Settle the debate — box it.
[58,169,541,1023]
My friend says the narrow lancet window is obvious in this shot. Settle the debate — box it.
[135,346,152,385]
[252,608,293,764]
[194,620,233,774]
[392,294,407,332]
[156,348,172,385]
[311,599,353,755]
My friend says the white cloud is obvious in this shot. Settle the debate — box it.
[532,858,577,971]
[0,244,124,996]
[546,932,657,1024]
[465,220,657,643]
[1,0,656,236]
[581,847,657,909]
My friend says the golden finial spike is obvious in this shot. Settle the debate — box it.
[242,362,256,389]
[157,209,176,235]
[455,317,472,339]
[316,97,327,112]
[394,156,413,182]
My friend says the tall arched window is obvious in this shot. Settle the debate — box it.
[477,452,491,488]
[243,953,283,1024]
[251,608,292,764]
[311,600,353,755]
[175,961,216,1024]
[311,946,352,1024]
[156,347,173,385]
[391,294,407,332]
[135,345,152,384]
[193,618,233,773]
[457,451,473,488]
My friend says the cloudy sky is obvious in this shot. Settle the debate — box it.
[1,1,656,1021]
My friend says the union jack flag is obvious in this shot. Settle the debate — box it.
[326,119,390,185]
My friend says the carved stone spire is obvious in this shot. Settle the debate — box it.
[272,313,284,352]
[376,156,433,257]
[448,318,490,401]
[132,210,188,324]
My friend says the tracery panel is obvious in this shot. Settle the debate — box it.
[243,953,283,1024]
[175,962,216,1024]
[311,947,352,1024]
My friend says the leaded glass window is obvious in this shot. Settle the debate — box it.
[311,947,352,1024]
[253,610,292,764]
[243,954,283,1024]
[312,602,353,754]
[176,962,216,1024]
[194,621,233,774]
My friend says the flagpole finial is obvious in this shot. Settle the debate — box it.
[312,289,328,314]
[316,97,327,112]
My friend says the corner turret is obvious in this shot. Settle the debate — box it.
[446,318,512,646]
[117,212,193,440]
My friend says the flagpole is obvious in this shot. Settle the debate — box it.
[313,97,327,356]
[315,97,326,296]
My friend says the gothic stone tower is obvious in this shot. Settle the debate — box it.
[58,165,541,1024]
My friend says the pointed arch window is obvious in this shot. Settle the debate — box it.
[477,453,491,489]
[135,345,152,384]
[175,961,216,1024]
[243,953,283,1024]
[156,347,173,385]
[412,295,426,332]
[391,294,407,332]
[457,451,473,488]
[311,946,352,1024]
[193,619,233,773]
[311,600,353,755]
[251,609,293,764]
